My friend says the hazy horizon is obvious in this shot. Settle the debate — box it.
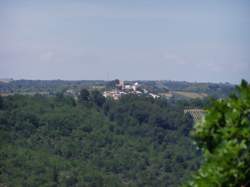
[0,77,239,85]
[1,0,250,84]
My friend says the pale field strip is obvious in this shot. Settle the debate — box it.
[173,91,208,99]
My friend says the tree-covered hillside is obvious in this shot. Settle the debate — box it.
[0,93,201,187]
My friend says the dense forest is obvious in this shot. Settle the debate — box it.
[0,91,203,187]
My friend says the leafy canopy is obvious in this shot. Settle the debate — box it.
[186,80,250,187]
[0,93,201,187]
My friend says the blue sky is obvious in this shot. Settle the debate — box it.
[0,0,249,83]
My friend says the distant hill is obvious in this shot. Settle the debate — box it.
[132,80,234,98]
[0,79,234,99]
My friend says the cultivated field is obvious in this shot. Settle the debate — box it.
[173,91,208,99]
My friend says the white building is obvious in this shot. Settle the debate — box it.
[149,93,160,99]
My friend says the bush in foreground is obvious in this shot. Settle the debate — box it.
[186,80,250,187]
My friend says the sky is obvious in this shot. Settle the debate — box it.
[0,0,249,84]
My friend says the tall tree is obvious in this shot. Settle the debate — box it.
[0,95,3,109]
[79,89,90,103]
[90,90,105,107]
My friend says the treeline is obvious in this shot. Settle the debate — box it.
[0,80,106,93]
[0,92,202,186]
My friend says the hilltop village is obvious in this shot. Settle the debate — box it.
[0,79,233,101]
[103,79,161,100]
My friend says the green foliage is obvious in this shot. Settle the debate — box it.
[79,89,105,107]
[90,90,105,107]
[0,94,202,187]
[0,95,3,109]
[79,88,90,103]
[186,80,250,187]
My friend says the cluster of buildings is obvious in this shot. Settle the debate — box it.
[103,79,160,100]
